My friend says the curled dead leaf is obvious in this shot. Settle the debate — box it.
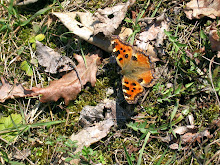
[13,149,31,160]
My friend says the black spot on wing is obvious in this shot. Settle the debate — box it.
[113,42,118,47]
[132,83,136,86]
[119,58,123,61]
[123,85,130,91]
[138,78,143,83]
[125,54,128,58]
[124,93,131,97]
[132,56,137,61]
[114,50,120,57]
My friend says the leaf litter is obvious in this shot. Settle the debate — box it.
[184,0,220,19]
[53,0,136,52]
[0,44,102,105]
[32,50,102,105]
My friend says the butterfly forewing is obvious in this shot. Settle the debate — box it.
[112,38,133,68]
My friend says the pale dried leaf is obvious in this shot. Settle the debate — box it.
[184,0,220,19]
[136,14,170,50]
[93,0,135,36]
[0,77,33,103]
[169,143,179,150]
[53,12,112,52]
[117,27,133,41]
[70,119,114,153]
[13,149,31,160]
[173,126,188,135]
[16,0,38,5]
[36,41,74,73]
[79,99,132,127]
[188,114,195,126]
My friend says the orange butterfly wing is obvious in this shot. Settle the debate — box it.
[112,36,156,104]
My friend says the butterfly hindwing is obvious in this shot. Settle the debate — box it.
[122,76,145,104]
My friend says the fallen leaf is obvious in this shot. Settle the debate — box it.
[209,23,220,56]
[136,14,170,50]
[31,53,101,105]
[184,0,220,19]
[36,41,75,73]
[169,130,212,150]
[16,0,39,6]
[169,143,179,150]
[117,27,133,41]
[93,0,135,36]
[79,99,132,127]
[0,77,33,103]
[70,119,114,153]
[53,1,135,52]
[13,149,31,160]
[53,12,112,52]
[181,130,212,144]
[173,126,189,135]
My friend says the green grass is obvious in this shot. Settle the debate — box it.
[0,0,219,164]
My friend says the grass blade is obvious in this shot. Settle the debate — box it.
[123,143,134,165]
[156,148,168,165]
[137,131,151,165]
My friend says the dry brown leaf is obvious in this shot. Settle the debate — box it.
[181,130,212,144]
[31,53,101,105]
[173,126,189,135]
[209,24,220,56]
[169,129,212,150]
[36,41,74,73]
[93,0,135,36]
[184,0,220,19]
[0,77,33,103]
[53,1,135,52]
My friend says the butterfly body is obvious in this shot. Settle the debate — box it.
[111,36,156,104]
